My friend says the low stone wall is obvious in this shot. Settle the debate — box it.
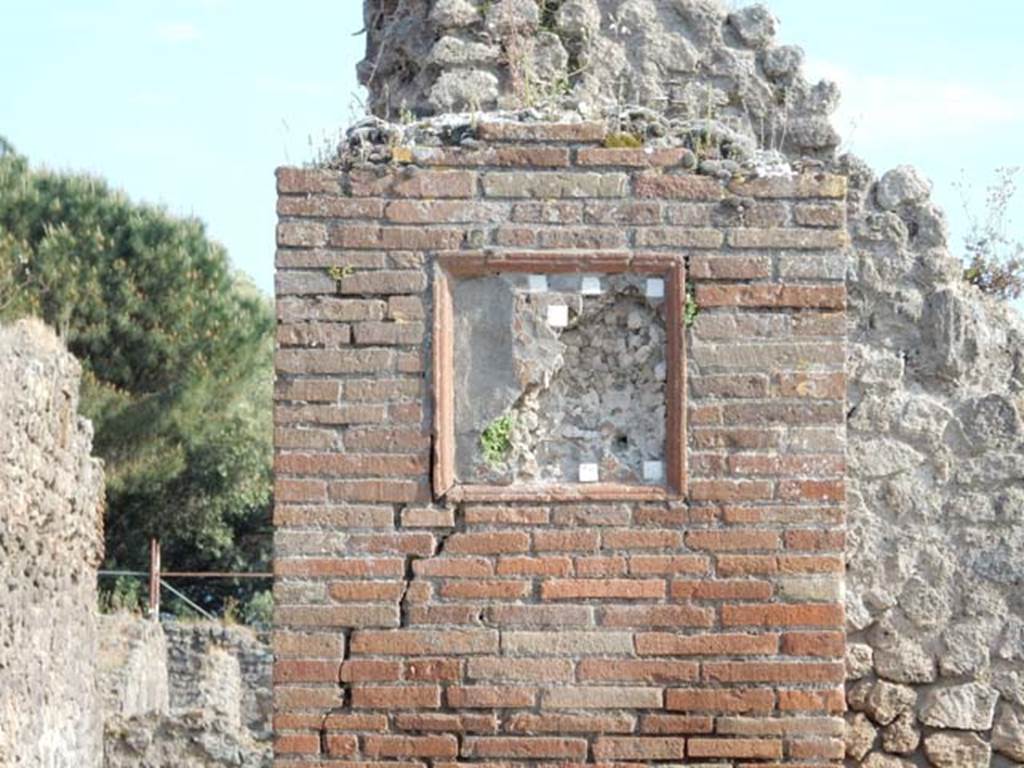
[163,620,274,740]
[0,319,106,768]
[101,617,272,767]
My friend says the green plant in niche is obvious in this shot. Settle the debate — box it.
[480,413,515,467]
[604,132,644,149]
[684,284,700,328]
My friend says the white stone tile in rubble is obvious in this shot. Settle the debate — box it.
[547,304,569,328]
[643,461,664,482]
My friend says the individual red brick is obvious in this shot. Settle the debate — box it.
[401,507,456,528]
[321,712,389,731]
[593,737,686,760]
[277,221,327,247]
[465,506,550,525]
[394,712,498,733]
[345,532,436,556]
[728,173,847,198]
[350,685,441,709]
[602,529,683,550]
[274,660,340,684]
[440,579,531,599]
[778,555,844,574]
[577,659,699,683]
[467,658,574,682]
[278,196,383,219]
[541,579,665,600]
[788,737,845,759]
[363,735,458,758]
[353,321,425,346]
[696,284,845,309]
[533,529,600,551]
[413,557,493,577]
[277,167,340,194]
[462,737,588,760]
[688,480,775,502]
[495,556,572,577]
[640,714,714,734]
[446,686,537,708]
[671,579,774,600]
[629,555,710,575]
[275,452,426,477]
[273,631,345,660]
[717,555,779,575]
[665,688,775,713]
[445,531,530,554]
[636,633,778,656]
[274,478,326,503]
[784,529,846,551]
[273,686,343,710]
[384,200,504,224]
[703,662,845,684]
[327,581,405,602]
[326,732,359,758]
[642,227,729,250]
[686,530,780,551]
[485,604,593,628]
[404,658,462,682]
[506,712,635,734]
[584,201,662,224]
[578,147,689,167]
[602,605,714,628]
[418,145,571,167]
[688,738,782,759]
[575,555,627,577]
[344,427,430,453]
[274,733,320,755]
[775,372,845,400]
[542,686,663,709]
[635,173,724,199]
[794,202,846,227]
[350,629,498,655]
[327,479,428,503]
[722,603,844,628]
[339,660,402,682]
[781,632,845,658]
[275,557,405,578]
[728,228,848,249]
[777,687,845,713]
[778,480,846,502]
[275,605,398,629]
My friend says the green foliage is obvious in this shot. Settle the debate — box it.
[684,284,700,327]
[98,576,144,614]
[241,589,274,627]
[958,167,1024,301]
[604,132,644,149]
[327,264,354,291]
[481,413,515,467]
[0,139,274,618]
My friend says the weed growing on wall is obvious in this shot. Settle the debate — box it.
[481,413,515,467]
[959,167,1024,300]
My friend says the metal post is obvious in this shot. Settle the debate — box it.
[148,538,161,619]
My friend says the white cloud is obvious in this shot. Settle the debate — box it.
[805,59,1024,148]
[157,22,201,43]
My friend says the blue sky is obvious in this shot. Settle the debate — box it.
[2,1,1022,300]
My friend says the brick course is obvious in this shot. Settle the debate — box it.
[274,123,847,766]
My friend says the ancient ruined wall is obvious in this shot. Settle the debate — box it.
[273,122,849,765]
[101,617,273,768]
[0,319,106,768]
[163,620,274,739]
[351,3,1024,765]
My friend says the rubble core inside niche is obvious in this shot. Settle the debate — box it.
[451,271,667,486]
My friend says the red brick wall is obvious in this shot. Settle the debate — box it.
[273,120,848,766]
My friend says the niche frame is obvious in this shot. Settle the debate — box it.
[432,250,686,503]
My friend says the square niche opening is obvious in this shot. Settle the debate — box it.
[433,253,686,502]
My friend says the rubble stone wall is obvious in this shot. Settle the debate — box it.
[0,319,106,768]
[273,122,849,765]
